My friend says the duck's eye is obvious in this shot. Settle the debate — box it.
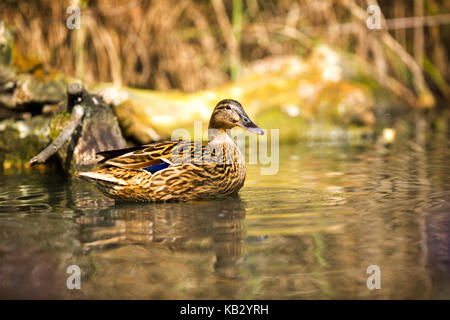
[225,106,231,110]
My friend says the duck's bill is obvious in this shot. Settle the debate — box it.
[239,121,264,135]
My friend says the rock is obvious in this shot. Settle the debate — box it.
[0,115,52,165]
[0,84,127,176]
[0,22,67,113]
[0,24,126,174]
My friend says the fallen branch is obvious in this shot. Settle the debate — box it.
[28,104,84,166]
[28,83,86,166]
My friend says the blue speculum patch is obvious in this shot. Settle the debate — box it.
[143,163,170,173]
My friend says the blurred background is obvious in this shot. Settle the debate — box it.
[1,0,450,300]
[1,0,449,144]
[0,0,448,96]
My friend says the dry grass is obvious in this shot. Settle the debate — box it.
[1,0,449,105]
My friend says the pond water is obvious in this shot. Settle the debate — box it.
[0,135,449,299]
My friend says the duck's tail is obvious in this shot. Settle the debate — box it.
[77,170,128,195]
[78,170,125,184]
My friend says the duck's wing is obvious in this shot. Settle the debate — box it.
[97,140,203,170]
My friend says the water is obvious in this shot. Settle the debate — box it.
[1,137,450,299]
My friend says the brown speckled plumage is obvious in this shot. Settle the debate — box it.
[78,99,263,202]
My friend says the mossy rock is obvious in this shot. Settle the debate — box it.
[0,116,52,164]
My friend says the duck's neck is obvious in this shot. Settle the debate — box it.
[207,127,233,145]
[207,127,244,165]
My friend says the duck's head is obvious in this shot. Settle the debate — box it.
[209,99,264,135]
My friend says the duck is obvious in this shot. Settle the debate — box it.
[78,99,264,202]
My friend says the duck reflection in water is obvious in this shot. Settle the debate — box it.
[75,196,248,280]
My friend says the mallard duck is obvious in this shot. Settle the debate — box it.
[78,99,263,202]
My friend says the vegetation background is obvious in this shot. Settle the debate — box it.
[1,0,449,109]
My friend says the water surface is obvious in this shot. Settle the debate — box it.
[1,137,449,299]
